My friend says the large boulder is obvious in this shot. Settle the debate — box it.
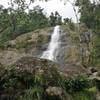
[14,56,59,70]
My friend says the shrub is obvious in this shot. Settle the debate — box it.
[72,91,96,100]
[64,75,90,92]
[19,86,44,100]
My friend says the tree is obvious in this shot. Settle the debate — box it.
[49,11,62,26]
[0,2,49,46]
[75,0,100,65]
[28,6,49,30]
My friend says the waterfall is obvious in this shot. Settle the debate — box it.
[41,25,61,62]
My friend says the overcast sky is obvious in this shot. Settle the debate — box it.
[0,0,79,22]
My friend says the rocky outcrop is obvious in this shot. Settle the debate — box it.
[0,25,82,66]
[13,56,59,72]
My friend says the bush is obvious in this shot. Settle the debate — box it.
[64,75,90,92]
[19,86,44,100]
[72,91,96,100]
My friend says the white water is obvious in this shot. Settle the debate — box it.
[41,25,61,62]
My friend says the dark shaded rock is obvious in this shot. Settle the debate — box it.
[16,56,87,76]
[14,56,59,72]
[59,64,87,77]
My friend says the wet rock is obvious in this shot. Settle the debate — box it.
[41,43,49,51]
[59,64,87,77]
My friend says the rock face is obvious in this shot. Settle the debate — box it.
[60,64,87,77]
[0,50,27,66]
[14,56,59,73]
[0,26,88,79]
[13,56,86,76]
[0,25,82,66]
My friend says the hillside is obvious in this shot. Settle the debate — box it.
[0,0,100,99]
[0,25,80,66]
[0,25,100,100]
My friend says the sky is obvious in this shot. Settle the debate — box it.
[0,0,79,22]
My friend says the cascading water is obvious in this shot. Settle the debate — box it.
[41,25,61,62]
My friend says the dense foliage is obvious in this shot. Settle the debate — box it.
[0,5,48,43]
[0,2,68,47]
